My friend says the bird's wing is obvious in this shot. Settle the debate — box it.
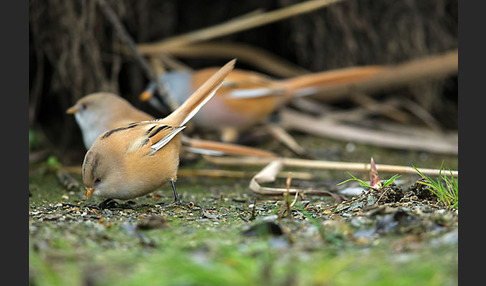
[124,121,185,154]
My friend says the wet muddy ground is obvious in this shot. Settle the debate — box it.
[29,135,458,285]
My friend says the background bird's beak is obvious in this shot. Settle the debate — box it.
[139,90,153,101]
[66,106,78,114]
[86,187,94,199]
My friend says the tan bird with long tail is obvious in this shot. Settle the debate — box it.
[82,59,236,203]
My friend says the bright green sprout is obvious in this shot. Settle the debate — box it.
[337,172,401,190]
[413,162,458,209]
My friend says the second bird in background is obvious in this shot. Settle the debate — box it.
[140,65,384,142]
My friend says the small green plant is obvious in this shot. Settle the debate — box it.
[337,172,401,190]
[414,163,458,209]
[46,155,62,170]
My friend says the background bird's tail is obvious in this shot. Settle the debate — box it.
[163,59,236,126]
[280,65,384,98]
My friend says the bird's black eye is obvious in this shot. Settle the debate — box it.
[94,178,101,184]
[81,103,88,110]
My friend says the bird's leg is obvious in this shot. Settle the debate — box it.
[156,179,194,207]
[170,179,180,203]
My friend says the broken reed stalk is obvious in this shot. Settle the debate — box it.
[141,42,310,78]
[278,172,295,220]
[136,0,345,51]
[249,160,344,201]
[327,96,442,131]
[205,156,458,177]
[266,124,310,157]
[182,136,278,158]
[280,108,458,155]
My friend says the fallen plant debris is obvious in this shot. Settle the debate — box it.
[205,155,458,177]
[280,108,458,155]
[249,159,345,202]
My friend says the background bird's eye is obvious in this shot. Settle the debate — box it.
[94,178,101,184]
[81,103,88,110]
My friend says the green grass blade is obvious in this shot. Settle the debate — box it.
[382,174,401,187]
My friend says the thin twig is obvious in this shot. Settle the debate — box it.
[249,195,257,221]
[96,0,178,110]
[266,124,310,158]
[149,57,166,75]
[347,93,413,124]
[373,189,390,207]
[286,173,292,216]
[400,98,443,131]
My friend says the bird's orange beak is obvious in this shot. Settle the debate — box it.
[140,90,153,102]
[66,105,78,114]
[86,187,95,199]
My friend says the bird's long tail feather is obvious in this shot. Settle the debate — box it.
[281,65,384,97]
[163,59,236,126]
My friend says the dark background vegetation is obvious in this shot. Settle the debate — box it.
[29,0,458,161]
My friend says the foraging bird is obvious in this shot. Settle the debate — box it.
[80,59,236,202]
[140,65,383,142]
[67,92,275,158]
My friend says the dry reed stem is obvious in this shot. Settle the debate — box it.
[137,0,345,50]
[280,108,458,155]
[206,156,459,177]
[141,42,310,78]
